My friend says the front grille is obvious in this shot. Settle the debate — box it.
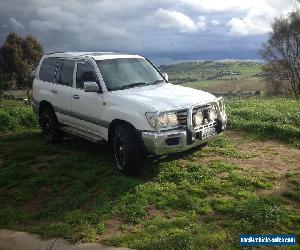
[176,109,188,126]
[194,121,218,133]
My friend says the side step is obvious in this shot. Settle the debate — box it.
[61,126,104,143]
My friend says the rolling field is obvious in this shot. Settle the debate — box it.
[183,78,267,93]
[160,61,266,93]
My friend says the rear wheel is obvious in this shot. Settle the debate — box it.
[113,124,142,174]
[39,107,62,143]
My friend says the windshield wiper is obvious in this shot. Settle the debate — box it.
[110,80,165,91]
[110,82,149,91]
[150,79,165,85]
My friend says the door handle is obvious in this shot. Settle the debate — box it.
[50,89,57,94]
[73,95,80,99]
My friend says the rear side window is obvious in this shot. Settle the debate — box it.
[55,59,75,86]
[76,61,97,89]
[39,57,58,82]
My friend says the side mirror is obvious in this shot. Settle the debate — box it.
[162,73,169,82]
[84,81,100,92]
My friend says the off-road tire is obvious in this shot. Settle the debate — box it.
[113,124,142,174]
[39,107,62,143]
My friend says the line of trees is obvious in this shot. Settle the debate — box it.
[0,32,43,103]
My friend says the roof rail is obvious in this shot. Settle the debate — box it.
[45,51,65,55]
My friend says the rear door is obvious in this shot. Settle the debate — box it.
[52,58,75,125]
[71,59,105,136]
[34,57,58,107]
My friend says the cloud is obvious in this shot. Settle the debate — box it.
[197,16,206,30]
[29,6,80,33]
[0,0,297,63]
[227,5,274,36]
[147,8,200,33]
[226,0,295,36]
[175,0,297,13]
[211,20,220,26]
[8,17,24,30]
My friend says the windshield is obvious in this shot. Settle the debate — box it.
[96,58,165,91]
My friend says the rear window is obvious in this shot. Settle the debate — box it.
[54,59,75,86]
[39,57,58,82]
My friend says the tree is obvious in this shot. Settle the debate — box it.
[0,32,43,103]
[261,11,300,98]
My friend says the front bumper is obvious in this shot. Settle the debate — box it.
[141,97,227,155]
[142,128,220,155]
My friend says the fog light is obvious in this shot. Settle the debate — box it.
[209,108,218,121]
[193,111,203,126]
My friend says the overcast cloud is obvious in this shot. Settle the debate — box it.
[0,0,298,64]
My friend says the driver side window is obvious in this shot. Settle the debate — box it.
[76,61,97,89]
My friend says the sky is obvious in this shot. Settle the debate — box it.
[0,0,298,65]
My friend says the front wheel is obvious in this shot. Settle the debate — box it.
[39,107,62,143]
[113,125,142,174]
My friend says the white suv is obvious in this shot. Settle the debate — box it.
[32,52,227,173]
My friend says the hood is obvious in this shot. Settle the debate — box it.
[112,83,216,111]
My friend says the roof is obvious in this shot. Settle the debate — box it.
[45,52,143,60]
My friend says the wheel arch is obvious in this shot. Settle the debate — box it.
[108,119,138,144]
[39,100,55,116]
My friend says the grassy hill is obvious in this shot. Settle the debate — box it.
[160,61,266,93]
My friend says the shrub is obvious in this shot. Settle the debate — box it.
[0,106,38,131]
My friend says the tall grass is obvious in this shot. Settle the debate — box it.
[0,106,38,131]
[226,97,300,147]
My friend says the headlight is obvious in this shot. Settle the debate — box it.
[208,108,218,121]
[193,111,204,126]
[146,111,179,129]
[156,112,178,129]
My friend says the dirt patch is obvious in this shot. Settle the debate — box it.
[259,179,289,196]
[30,163,47,171]
[98,217,124,241]
[229,132,300,175]
[23,186,52,213]
[187,131,300,197]
[146,204,164,218]
[30,154,59,171]
[35,154,58,162]
[0,131,13,137]
[80,190,102,212]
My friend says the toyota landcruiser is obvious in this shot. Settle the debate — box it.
[32,52,227,173]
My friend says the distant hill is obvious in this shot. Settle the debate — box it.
[159,61,267,94]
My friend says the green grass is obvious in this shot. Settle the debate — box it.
[0,131,298,249]
[0,97,299,249]
[283,172,300,202]
[226,97,300,147]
